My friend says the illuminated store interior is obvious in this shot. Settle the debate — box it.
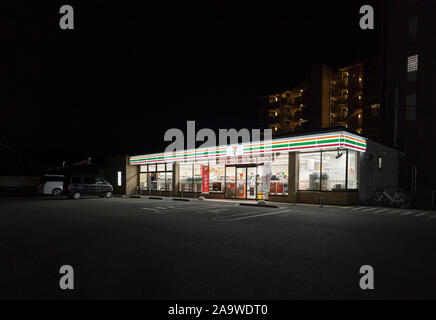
[129,130,367,203]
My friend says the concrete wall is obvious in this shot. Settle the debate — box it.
[126,160,139,196]
[104,155,139,196]
[0,176,39,195]
[0,176,39,187]
[359,140,400,204]
[297,191,359,206]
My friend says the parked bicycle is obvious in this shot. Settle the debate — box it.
[372,186,412,208]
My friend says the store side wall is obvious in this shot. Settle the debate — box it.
[104,155,138,196]
[126,161,139,196]
[359,141,399,204]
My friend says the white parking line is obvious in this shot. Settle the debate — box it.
[215,209,290,222]
[165,204,232,212]
[209,209,229,214]
[141,207,158,211]
[374,209,388,213]
[362,208,378,212]
[400,212,413,216]
[430,215,436,219]
[351,207,365,211]
[415,213,426,217]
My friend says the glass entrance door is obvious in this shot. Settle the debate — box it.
[225,165,259,200]
[225,166,236,198]
[236,167,247,199]
[247,167,257,199]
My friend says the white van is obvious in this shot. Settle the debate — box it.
[37,175,65,196]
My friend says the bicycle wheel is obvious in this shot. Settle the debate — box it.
[399,193,412,209]
[371,192,382,206]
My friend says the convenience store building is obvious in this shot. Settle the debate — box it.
[106,129,399,206]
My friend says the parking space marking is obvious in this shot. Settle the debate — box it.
[141,207,158,211]
[351,207,365,211]
[430,215,436,219]
[400,211,413,216]
[209,209,229,214]
[374,209,388,213]
[163,204,236,212]
[415,213,426,217]
[362,208,378,212]
[214,209,290,222]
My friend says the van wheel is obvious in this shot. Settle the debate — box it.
[52,188,62,197]
[105,191,113,198]
[73,192,81,200]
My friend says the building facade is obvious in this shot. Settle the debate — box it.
[383,0,436,207]
[258,59,382,142]
[106,130,399,206]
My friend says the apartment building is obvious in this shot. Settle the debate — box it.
[383,0,436,207]
[258,58,382,142]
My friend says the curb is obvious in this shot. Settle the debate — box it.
[172,198,192,202]
[149,196,164,200]
[239,203,279,208]
[129,195,143,199]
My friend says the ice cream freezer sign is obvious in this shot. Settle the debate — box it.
[201,165,210,194]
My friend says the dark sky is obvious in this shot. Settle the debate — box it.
[1,1,381,159]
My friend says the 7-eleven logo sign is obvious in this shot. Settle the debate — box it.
[226,145,243,157]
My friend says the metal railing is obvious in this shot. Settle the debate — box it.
[293,191,324,208]
[181,188,199,199]
[137,187,173,197]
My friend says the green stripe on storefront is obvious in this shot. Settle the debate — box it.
[344,139,366,148]
[244,139,342,152]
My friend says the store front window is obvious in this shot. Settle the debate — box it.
[194,164,202,192]
[210,164,225,192]
[270,153,289,196]
[321,151,346,191]
[298,152,321,191]
[139,165,148,190]
[140,163,173,191]
[347,151,358,189]
[180,163,193,192]
[298,150,358,191]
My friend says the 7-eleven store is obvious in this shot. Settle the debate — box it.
[124,130,398,205]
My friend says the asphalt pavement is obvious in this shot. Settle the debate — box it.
[1,196,435,299]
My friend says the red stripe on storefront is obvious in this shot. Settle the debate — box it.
[344,144,366,151]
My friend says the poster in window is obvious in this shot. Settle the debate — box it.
[201,165,210,194]
[276,182,284,194]
[270,181,277,194]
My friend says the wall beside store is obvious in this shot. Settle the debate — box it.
[104,155,139,196]
[359,141,400,204]
[297,191,359,206]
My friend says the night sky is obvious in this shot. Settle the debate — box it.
[1,1,380,160]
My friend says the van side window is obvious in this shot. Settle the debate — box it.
[96,177,105,184]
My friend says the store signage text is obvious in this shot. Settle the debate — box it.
[164,121,272,155]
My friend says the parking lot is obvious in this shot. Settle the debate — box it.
[1,196,436,299]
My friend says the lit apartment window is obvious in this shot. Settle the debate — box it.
[406,94,416,121]
[269,110,279,118]
[407,54,418,81]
